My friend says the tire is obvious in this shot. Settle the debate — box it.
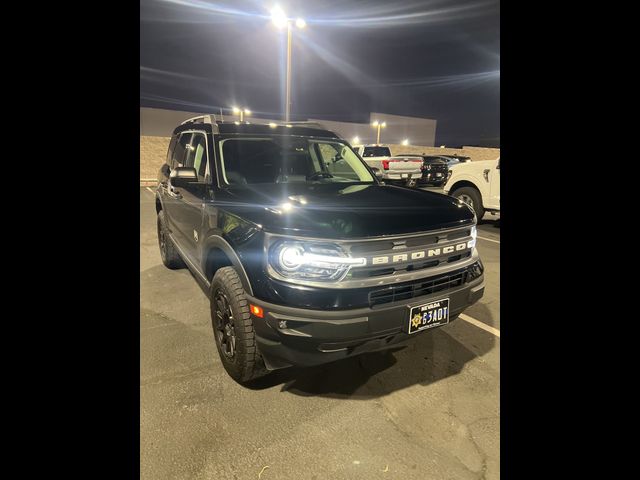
[450,186,485,221]
[210,267,268,383]
[157,210,185,269]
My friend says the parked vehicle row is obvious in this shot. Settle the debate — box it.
[396,154,450,187]
[352,144,423,187]
[349,145,500,221]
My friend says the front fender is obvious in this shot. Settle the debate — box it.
[201,235,255,295]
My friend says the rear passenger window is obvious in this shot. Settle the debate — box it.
[171,133,192,168]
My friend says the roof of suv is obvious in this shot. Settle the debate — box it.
[172,116,340,139]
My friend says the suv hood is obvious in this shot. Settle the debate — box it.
[217,183,474,239]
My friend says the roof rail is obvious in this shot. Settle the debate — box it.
[181,114,217,125]
[279,121,325,128]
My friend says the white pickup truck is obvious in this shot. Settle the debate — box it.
[353,144,423,187]
[443,157,500,220]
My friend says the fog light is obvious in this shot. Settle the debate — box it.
[467,261,484,281]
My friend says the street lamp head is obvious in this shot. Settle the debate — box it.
[244,109,251,115]
[271,6,288,28]
[381,122,387,128]
[402,139,409,146]
[232,106,240,114]
[295,18,306,29]
[372,121,379,127]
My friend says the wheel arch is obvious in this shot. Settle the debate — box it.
[447,180,481,198]
[202,236,254,295]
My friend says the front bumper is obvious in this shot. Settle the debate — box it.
[246,275,484,370]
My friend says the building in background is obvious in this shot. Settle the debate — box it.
[140,107,436,146]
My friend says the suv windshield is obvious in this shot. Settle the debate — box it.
[362,146,391,157]
[219,136,375,185]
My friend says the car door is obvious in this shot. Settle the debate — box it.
[169,131,210,265]
[162,132,192,240]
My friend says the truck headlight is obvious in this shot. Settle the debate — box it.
[268,240,366,282]
[467,225,477,248]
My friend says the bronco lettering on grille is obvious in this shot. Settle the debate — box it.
[369,241,472,265]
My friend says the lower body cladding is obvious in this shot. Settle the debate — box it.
[245,267,484,371]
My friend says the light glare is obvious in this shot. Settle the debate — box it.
[296,18,306,29]
[271,6,288,28]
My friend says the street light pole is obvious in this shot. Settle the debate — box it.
[285,22,293,122]
[372,121,386,144]
[272,7,305,122]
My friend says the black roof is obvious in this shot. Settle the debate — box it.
[172,118,340,139]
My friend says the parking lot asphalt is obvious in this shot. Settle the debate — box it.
[140,187,500,480]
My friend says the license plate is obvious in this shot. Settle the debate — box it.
[408,298,450,334]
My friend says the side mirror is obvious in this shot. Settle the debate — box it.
[170,167,198,189]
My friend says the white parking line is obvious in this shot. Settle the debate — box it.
[478,235,500,244]
[145,187,155,195]
[459,313,500,337]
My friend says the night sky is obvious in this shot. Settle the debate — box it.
[140,0,500,147]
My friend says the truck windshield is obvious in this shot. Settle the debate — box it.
[219,137,375,185]
[362,146,391,157]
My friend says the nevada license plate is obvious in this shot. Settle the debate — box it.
[408,298,450,334]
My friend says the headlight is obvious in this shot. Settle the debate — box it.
[268,240,366,282]
[467,225,477,249]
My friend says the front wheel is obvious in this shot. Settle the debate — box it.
[450,186,485,221]
[210,267,268,384]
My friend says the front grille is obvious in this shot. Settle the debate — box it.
[368,267,472,307]
[346,226,474,279]
[349,251,471,278]
[348,227,471,256]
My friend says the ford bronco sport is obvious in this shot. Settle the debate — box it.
[155,116,485,383]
